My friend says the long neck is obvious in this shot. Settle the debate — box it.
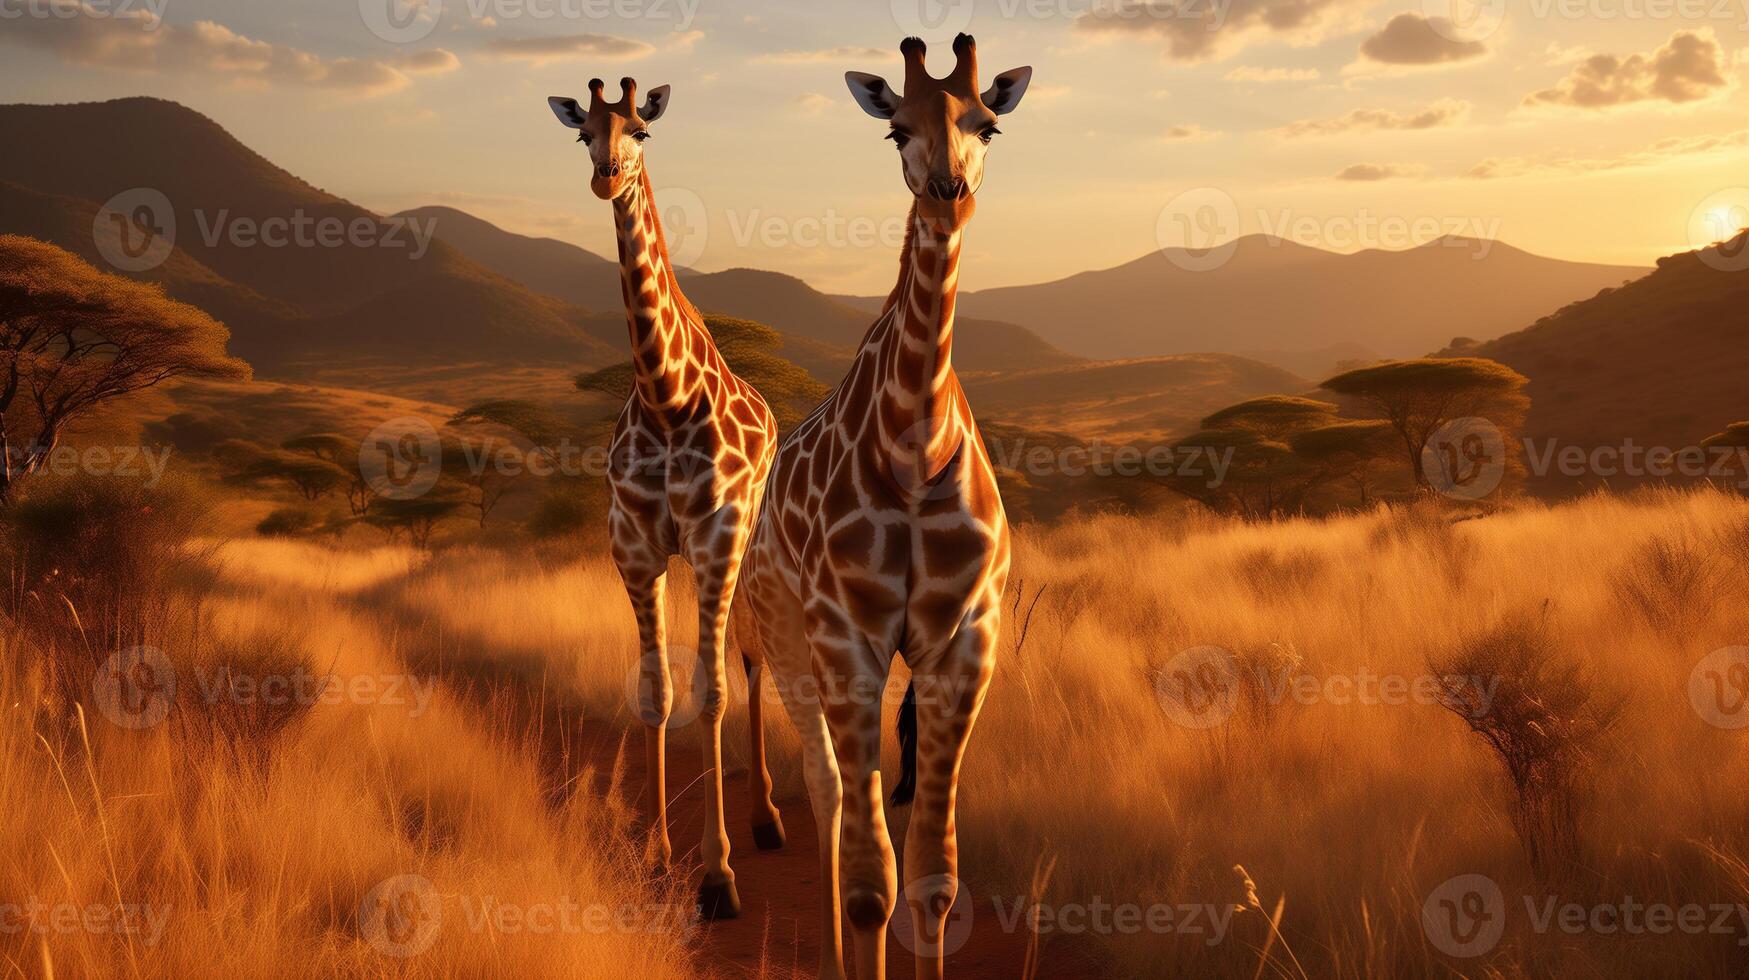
[868,208,966,474]
[611,168,698,418]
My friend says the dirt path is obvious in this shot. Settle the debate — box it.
[608,728,1109,980]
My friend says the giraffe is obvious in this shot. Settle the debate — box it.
[547,77,785,921]
[734,34,1032,980]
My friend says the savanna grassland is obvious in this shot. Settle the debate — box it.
[6,477,1749,979]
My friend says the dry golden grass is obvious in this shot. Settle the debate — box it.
[7,487,1749,978]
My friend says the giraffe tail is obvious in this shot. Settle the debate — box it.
[889,681,919,807]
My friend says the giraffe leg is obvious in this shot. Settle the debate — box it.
[820,643,898,980]
[903,619,998,980]
[623,566,673,873]
[773,661,846,980]
[690,547,741,920]
[734,605,785,850]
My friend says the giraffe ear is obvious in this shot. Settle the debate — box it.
[548,96,586,130]
[981,67,1032,116]
[845,71,899,120]
[638,85,671,124]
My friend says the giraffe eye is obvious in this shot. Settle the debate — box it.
[978,126,1001,145]
[578,132,592,145]
[887,129,910,149]
[632,131,651,142]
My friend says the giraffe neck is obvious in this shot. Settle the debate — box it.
[868,207,965,476]
[611,168,700,421]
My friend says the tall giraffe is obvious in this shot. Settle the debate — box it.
[735,35,1032,980]
[547,77,784,921]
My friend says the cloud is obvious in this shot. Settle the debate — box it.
[1333,163,1425,181]
[0,1,459,96]
[1280,98,1469,137]
[794,92,832,114]
[1356,13,1487,66]
[1522,29,1730,109]
[753,46,892,65]
[1074,0,1365,63]
[1161,123,1220,141]
[480,34,654,67]
[1469,127,1749,179]
[1224,66,1320,83]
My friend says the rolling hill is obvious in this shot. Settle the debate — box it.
[1439,230,1749,493]
[848,235,1646,362]
[0,98,615,370]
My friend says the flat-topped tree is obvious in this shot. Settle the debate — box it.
[1201,395,1339,436]
[1320,357,1528,489]
[1289,419,1398,507]
[0,236,249,503]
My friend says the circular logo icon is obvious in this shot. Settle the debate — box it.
[891,874,974,958]
[92,645,176,729]
[890,0,975,38]
[1156,188,1240,273]
[1687,189,1749,273]
[359,874,442,957]
[93,188,176,273]
[657,187,709,268]
[887,416,967,504]
[359,0,442,44]
[1421,873,1505,958]
[359,417,443,501]
[1154,646,1241,729]
[1420,0,1506,42]
[1423,417,1506,501]
[625,648,715,729]
[1689,646,1749,729]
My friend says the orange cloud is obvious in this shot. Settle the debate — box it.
[1522,29,1730,109]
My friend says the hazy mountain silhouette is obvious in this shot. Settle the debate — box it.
[849,234,1647,360]
[1439,229,1749,492]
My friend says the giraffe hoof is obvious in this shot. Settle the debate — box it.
[752,819,786,851]
[697,879,741,921]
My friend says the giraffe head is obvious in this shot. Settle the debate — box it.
[547,77,671,200]
[846,34,1031,229]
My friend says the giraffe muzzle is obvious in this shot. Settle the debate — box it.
[596,162,622,179]
[925,176,968,202]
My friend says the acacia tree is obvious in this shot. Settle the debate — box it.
[283,432,375,515]
[1289,419,1399,508]
[1165,397,1341,516]
[0,236,250,503]
[1320,358,1529,490]
[1701,422,1749,491]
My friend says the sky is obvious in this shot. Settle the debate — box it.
[2,0,1748,293]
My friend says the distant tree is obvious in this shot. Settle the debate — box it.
[0,236,250,503]
[282,432,374,515]
[1164,427,1300,518]
[365,494,463,549]
[450,399,596,470]
[439,435,522,528]
[1320,358,1529,491]
[1201,395,1339,435]
[219,440,351,501]
[1289,419,1399,507]
[1701,422,1749,490]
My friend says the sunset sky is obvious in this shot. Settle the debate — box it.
[3,0,1747,292]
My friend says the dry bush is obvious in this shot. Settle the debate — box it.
[1430,606,1623,880]
[1613,531,1731,632]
